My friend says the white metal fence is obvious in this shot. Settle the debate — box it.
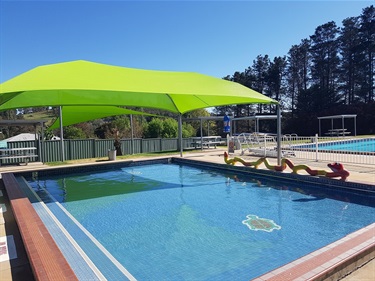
[233,133,375,165]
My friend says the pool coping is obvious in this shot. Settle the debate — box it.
[254,223,375,281]
[2,172,78,281]
[3,156,375,280]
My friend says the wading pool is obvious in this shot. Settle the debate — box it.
[26,162,375,280]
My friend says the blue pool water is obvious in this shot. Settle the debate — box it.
[29,163,375,281]
[299,138,375,152]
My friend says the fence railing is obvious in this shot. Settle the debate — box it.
[3,135,374,165]
[235,133,375,165]
[284,135,375,165]
[1,137,207,164]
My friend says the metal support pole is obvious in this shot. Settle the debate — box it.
[130,114,134,154]
[231,113,234,136]
[59,106,65,162]
[39,123,44,163]
[276,104,281,165]
[178,114,183,157]
[200,119,203,151]
[342,117,345,133]
[318,119,321,136]
[315,133,319,161]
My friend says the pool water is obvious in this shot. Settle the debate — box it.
[319,138,375,152]
[29,163,375,281]
[300,138,375,152]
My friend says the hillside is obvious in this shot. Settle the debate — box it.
[20,110,57,127]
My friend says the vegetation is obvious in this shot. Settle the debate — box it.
[215,5,375,136]
[0,106,211,140]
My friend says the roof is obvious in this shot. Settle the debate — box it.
[317,114,357,120]
[0,60,277,114]
[4,133,38,142]
[0,119,48,127]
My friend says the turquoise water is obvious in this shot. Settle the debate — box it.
[30,164,375,281]
[299,138,375,152]
[320,139,375,152]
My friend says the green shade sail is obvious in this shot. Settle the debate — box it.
[0,60,277,114]
[48,105,153,130]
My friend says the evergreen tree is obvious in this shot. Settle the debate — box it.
[251,55,270,113]
[266,56,287,112]
[286,39,311,117]
[338,16,362,104]
[358,5,375,102]
[309,21,342,110]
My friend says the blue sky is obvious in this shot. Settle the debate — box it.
[0,1,373,83]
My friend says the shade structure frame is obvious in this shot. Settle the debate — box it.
[48,105,155,130]
[0,60,278,114]
[0,60,280,159]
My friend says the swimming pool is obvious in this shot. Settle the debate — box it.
[296,138,375,153]
[27,162,375,280]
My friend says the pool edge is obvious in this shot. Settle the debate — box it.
[2,172,78,281]
[253,223,375,281]
[3,157,375,281]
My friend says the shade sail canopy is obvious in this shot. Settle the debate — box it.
[48,106,153,130]
[0,60,277,114]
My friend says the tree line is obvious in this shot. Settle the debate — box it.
[0,106,214,140]
[215,5,374,135]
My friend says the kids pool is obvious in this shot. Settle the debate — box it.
[28,162,375,280]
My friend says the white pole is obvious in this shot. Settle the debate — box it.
[342,116,345,134]
[200,118,203,151]
[40,122,44,163]
[59,106,65,162]
[130,114,134,154]
[318,119,321,136]
[264,136,267,156]
[276,105,281,165]
[315,133,319,161]
[178,114,183,157]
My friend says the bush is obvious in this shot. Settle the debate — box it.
[63,126,86,139]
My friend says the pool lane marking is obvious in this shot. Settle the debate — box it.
[26,177,137,281]
[54,200,137,281]
[26,183,107,281]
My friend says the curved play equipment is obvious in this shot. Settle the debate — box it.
[223,152,350,181]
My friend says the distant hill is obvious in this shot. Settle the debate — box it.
[19,110,57,127]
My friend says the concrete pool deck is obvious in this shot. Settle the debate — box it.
[0,149,374,280]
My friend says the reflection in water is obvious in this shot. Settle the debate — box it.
[25,163,375,281]
[178,165,185,205]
